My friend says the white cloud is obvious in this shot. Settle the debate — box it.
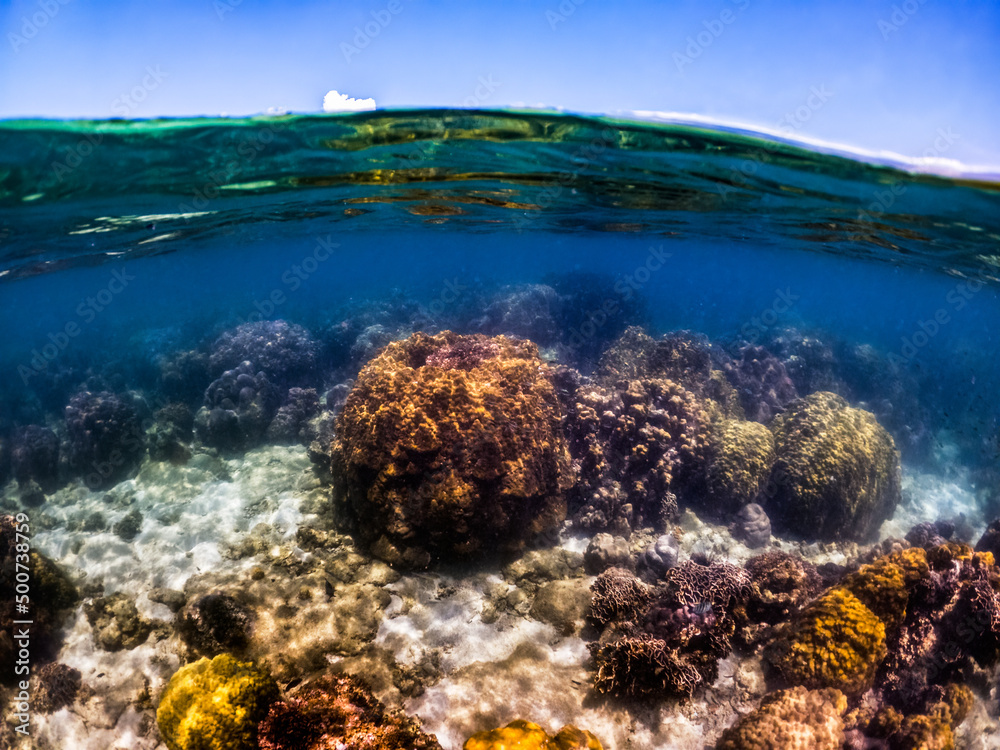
[322,90,376,112]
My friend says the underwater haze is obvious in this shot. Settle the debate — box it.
[1,110,1000,749]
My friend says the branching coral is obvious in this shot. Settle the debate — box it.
[333,331,572,568]
[156,654,278,750]
[765,391,901,541]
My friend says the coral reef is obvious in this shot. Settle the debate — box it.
[743,551,823,634]
[719,344,798,424]
[158,349,211,404]
[10,424,61,493]
[178,592,254,657]
[208,320,318,390]
[156,654,279,750]
[35,662,82,713]
[875,543,1000,717]
[265,387,320,444]
[765,587,886,697]
[84,592,154,651]
[589,562,753,698]
[196,362,280,451]
[589,567,652,628]
[147,402,194,463]
[65,390,145,489]
[641,533,680,577]
[975,517,1000,559]
[332,331,572,568]
[731,503,771,549]
[583,533,633,574]
[715,686,848,750]
[702,420,775,517]
[545,272,646,366]
[0,515,78,684]
[470,284,562,346]
[463,719,603,750]
[840,547,928,634]
[256,673,441,750]
[562,374,711,535]
[766,391,901,541]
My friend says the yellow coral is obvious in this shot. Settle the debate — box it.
[767,391,901,540]
[463,720,603,750]
[841,547,928,633]
[766,588,886,697]
[156,654,279,750]
[704,419,776,515]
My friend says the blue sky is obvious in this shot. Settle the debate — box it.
[1,0,998,167]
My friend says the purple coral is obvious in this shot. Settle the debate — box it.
[196,362,280,451]
[721,344,798,423]
[209,320,318,390]
[64,391,145,490]
[266,388,320,444]
[10,425,61,493]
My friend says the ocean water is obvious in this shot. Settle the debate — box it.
[1,110,999,749]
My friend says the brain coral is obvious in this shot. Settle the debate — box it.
[463,719,603,750]
[715,686,847,750]
[702,419,776,517]
[765,587,887,697]
[765,391,901,541]
[156,654,278,750]
[332,332,572,568]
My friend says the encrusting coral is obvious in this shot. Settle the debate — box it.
[766,391,901,541]
[332,331,572,568]
[257,673,442,750]
[463,719,603,750]
[715,686,848,750]
[156,653,279,750]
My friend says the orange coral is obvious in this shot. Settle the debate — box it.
[333,332,572,568]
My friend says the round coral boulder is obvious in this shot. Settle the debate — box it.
[332,332,572,568]
[464,719,603,750]
[715,686,847,750]
[765,392,901,541]
[156,654,278,750]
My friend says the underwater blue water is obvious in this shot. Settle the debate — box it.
[2,109,1000,749]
